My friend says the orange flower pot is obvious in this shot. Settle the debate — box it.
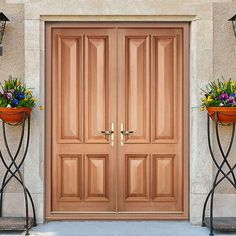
[207,107,236,124]
[0,107,32,124]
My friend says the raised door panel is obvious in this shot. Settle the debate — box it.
[124,36,150,143]
[58,37,83,143]
[84,36,110,143]
[85,154,109,201]
[152,154,177,202]
[57,154,82,201]
[125,154,150,201]
[152,36,178,143]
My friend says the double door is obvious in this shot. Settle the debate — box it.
[46,23,189,219]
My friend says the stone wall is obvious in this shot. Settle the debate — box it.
[212,0,236,216]
[0,0,26,217]
[0,0,235,225]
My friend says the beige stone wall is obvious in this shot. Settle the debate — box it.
[211,0,236,209]
[0,0,27,216]
[0,0,235,225]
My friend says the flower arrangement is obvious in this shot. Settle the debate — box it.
[0,76,36,109]
[200,78,236,110]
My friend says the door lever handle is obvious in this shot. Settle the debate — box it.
[121,130,134,135]
[101,123,114,146]
[101,130,114,135]
[120,123,134,146]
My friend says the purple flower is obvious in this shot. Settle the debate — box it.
[13,99,19,106]
[6,93,12,100]
[228,96,235,104]
[219,93,229,100]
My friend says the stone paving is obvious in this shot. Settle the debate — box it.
[1,221,236,236]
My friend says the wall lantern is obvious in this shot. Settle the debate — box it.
[229,15,236,38]
[0,12,10,56]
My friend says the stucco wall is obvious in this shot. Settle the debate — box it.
[0,0,235,225]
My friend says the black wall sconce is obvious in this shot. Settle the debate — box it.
[0,12,10,56]
[229,15,236,38]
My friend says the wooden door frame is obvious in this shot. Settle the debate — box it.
[45,22,189,220]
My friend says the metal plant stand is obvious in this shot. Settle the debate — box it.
[0,112,36,235]
[202,112,236,236]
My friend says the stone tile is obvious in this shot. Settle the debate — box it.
[25,49,40,88]
[25,20,40,50]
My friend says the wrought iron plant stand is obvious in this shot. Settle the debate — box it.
[0,111,36,235]
[202,111,236,236]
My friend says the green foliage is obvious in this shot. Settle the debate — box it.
[0,76,37,108]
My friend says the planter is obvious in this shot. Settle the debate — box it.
[207,107,236,124]
[0,107,32,124]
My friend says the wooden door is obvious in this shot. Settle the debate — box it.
[51,27,117,212]
[46,23,189,219]
[117,28,186,213]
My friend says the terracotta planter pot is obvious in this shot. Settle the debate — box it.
[0,107,32,124]
[207,107,236,124]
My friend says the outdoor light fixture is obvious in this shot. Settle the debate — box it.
[229,14,236,38]
[0,12,10,56]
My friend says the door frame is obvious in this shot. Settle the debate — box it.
[45,22,189,220]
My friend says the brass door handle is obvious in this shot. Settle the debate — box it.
[121,130,134,135]
[101,130,114,135]
[120,123,134,146]
[101,123,114,146]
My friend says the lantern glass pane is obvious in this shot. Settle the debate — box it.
[0,21,6,44]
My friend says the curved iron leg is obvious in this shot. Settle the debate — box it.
[0,151,37,228]
[202,161,236,227]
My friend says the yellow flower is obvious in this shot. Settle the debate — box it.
[206,96,213,102]
[25,89,32,94]
[231,82,235,86]
[32,97,37,102]
[217,88,221,93]
[200,107,205,111]
[17,81,21,86]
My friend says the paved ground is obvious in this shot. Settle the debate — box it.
[1,221,236,236]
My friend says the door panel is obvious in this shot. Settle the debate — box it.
[85,154,109,201]
[152,154,177,202]
[84,36,110,143]
[52,28,117,212]
[124,36,150,143]
[58,36,83,143]
[58,154,82,201]
[152,36,178,143]
[118,28,183,212]
[125,154,150,201]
